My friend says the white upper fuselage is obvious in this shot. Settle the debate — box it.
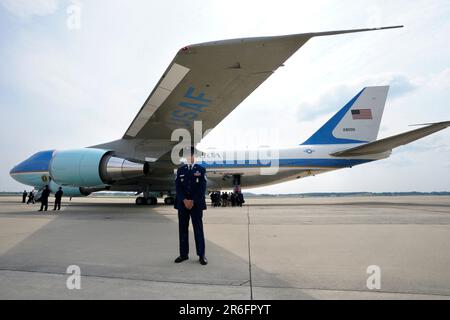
[197,144,390,190]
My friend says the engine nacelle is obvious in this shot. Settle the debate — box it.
[48,180,87,197]
[49,148,148,187]
[49,180,106,197]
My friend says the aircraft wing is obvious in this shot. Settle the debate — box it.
[331,121,450,157]
[124,26,403,141]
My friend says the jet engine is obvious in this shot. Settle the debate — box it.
[48,180,106,197]
[49,148,149,187]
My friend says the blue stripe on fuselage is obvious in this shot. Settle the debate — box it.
[199,158,373,168]
[10,150,54,174]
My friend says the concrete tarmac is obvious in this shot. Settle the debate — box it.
[0,195,449,299]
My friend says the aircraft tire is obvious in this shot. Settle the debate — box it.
[164,197,175,205]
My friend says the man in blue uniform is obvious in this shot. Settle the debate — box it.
[53,187,63,211]
[38,185,50,212]
[174,146,208,265]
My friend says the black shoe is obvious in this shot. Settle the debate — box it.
[174,256,188,263]
[199,256,208,265]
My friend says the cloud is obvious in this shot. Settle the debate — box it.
[0,0,59,18]
[427,67,450,88]
[384,74,417,99]
[297,73,417,121]
[296,84,354,121]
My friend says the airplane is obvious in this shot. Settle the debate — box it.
[9,26,450,205]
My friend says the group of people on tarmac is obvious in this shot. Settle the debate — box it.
[22,190,35,204]
[210,190,245,207]
[21,186,64,212]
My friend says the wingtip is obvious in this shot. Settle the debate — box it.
[376,25,404,30]
[310,25,404,38]
[408,121,450,127]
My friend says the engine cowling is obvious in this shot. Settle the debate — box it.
[49,148,148,187]
[49,180,106,197]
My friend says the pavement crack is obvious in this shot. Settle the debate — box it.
[0,268,246,288]
[246,204,253,300]
[239,280,250,286]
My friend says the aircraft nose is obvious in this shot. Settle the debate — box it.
[9,164,19,179]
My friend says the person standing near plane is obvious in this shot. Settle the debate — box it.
[27,190,35,204]
[53,187,63,211]
[230,192,237,207]
[221,192,227,207]
[174,146,208,266]
[237,191,245,207]
[38,185,50,212]
[210,192,215,207]
[22,190,27,203]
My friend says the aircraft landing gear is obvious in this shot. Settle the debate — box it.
[164,196,175,205]
[136,188,158,205]
[148,197,157,205]
[135,196,157,205]
[233,174,241,192]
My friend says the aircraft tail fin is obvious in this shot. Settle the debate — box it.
[302,86,389,145]
[331,121,450,157]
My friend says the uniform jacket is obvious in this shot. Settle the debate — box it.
[174,163,207,210]
[55,190,63,200]
[41,188,50,201]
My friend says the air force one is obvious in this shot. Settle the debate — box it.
[10,26,450,205]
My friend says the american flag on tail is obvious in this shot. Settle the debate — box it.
[351,109,372,120]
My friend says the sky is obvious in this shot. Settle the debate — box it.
[0,0,449,193]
